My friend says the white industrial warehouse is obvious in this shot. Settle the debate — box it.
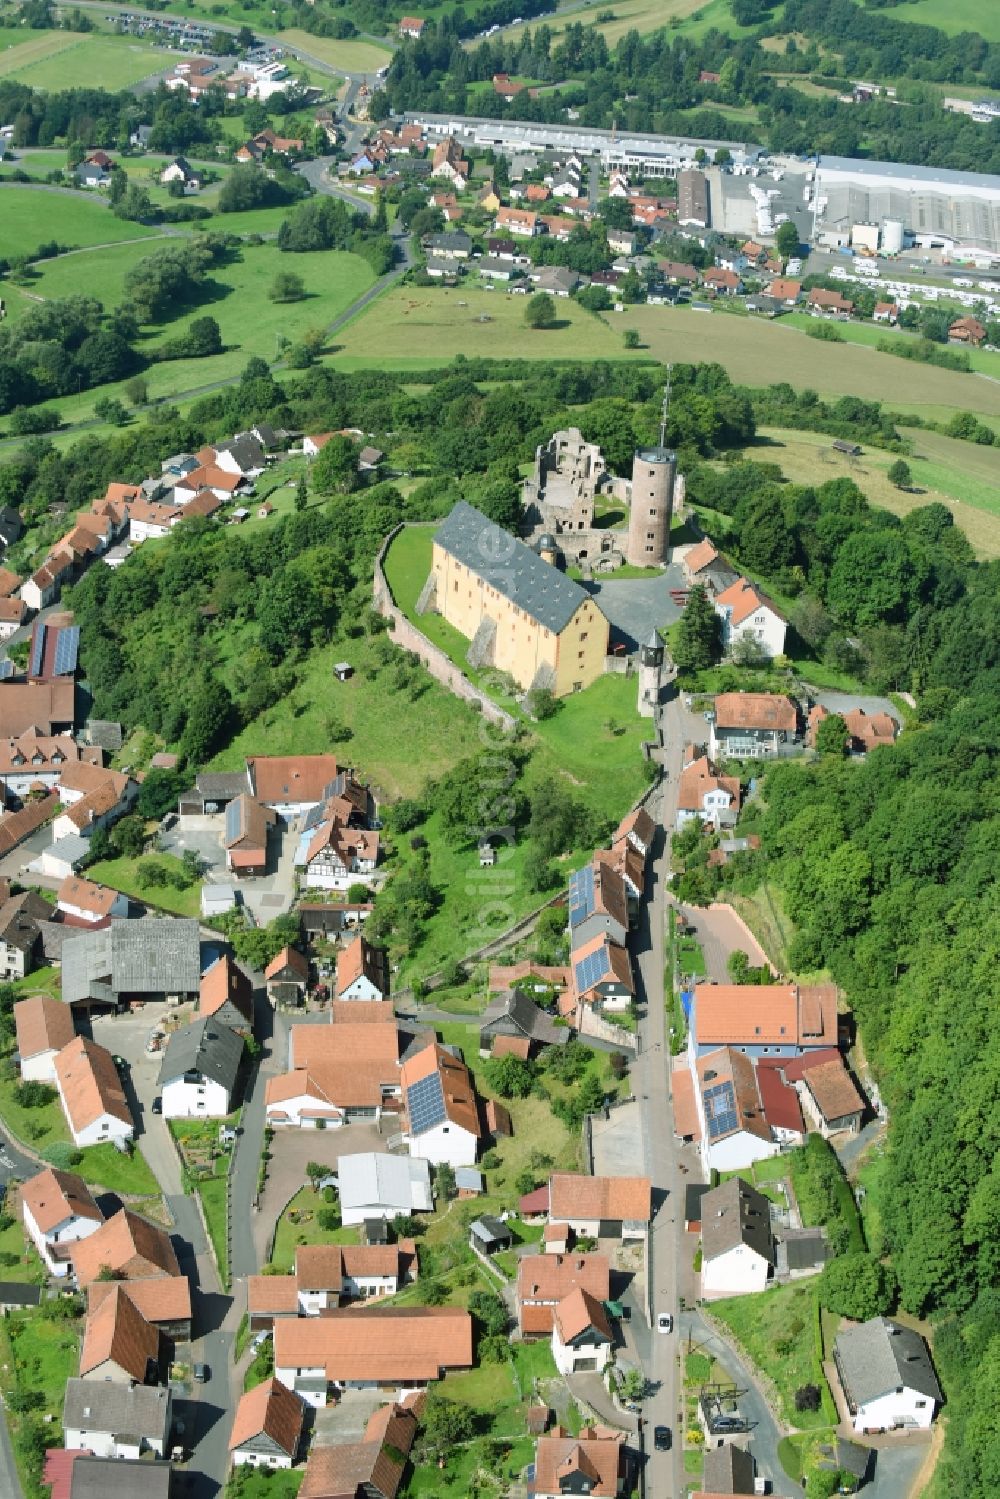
[813,155,1000,259]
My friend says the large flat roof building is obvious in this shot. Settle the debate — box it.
[815,154,1000,257]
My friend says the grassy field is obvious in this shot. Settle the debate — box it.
[270,1186,359,1272]
[210,631,487,799]
[0,1304,81,1497]
[0,28,175,88]
[17,241,376,429]
[620,303,1000,423]
[334,283,636,369]
[487,0,750,48]
[87,853,203,917]
[711,1282,834,1430]
[0,186,160,259]
[888,0,1000,40]
[278,27,392,73]
[227,1468,303,1499]
[745,426,1000,560]
[784,311,1000,380]
[78,1142,160,1196]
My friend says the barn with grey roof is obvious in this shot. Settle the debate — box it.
[424,500,609,696]
[834,1317,942,1433]
[61,919,202,1009]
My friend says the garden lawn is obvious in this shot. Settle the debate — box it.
[0,1205,44,1284]
[86,854,203,917]
[0,1061,68,1153]
[270,1186,358,1272]
[334,283,637,370]
[78,1143,160,1196]
[0,185,159,259]
[199,1170,229,1284]
[888,0,1000,40]
[711,1281,833,1429]
[0,1304,82,1497]
[12,965,60,999]
[226,1467,302,1499]
[0,31,176,89]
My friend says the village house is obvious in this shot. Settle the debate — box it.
[551,1287,615,1375]
[296,815,380,891]
[430,136,469,190]
[675,754,741,831]
[614,806,655,862]
[0,678,75,738]
[223,793,276,876]
[806,703,898,755]
[73,1209,191,1338]
[714,577,787,658]
[86,1276,191,1343]
[199,953,254,1035]
[949,315,986,345]
[688,981,839,1060]
[704,267,742,296]
[496,206,540,237]
[398,15,425,36]
[264,1013,401,1129]
[709,692,799,759]
[335,1151,433,1226]
[699,1175,776,1297]
[544,1173,652,1241]
[264,945,310,1006]
[298,1399,420,1499]
[594,841,645,905]
[248,1240,418,1329]
[0,596,26,638]
[14,995,75,1082]
[400,1042,482,1167]
[51,769,137,844]
[79,1283,161,1384]
[229,1377,305,1470]
[809,287,854,316]
[517,1252,611,1337]
[53,1036,134,1147]
[569,859,629,948]
[246,754,343,818]
[0,890,51,979]
[570,934,634,1016]
[676,1046,782,1175]
[873,300,898,323]
[790,1052,867,1137]
[274,1306,473,1405]
[158,1016,243,1119]
[159,155,202,191]
[479,987,567,1058]
[769,277,802,305]
[63,1380,172,1462]
[0,733,100,800]
[427,500,608,695]
[424,230,472,260]
[488,960,570,1000]
[20,1166,102,1278]
[335,935,390,1001]
[834,1318,941,1433]
[533,1428,631,1499]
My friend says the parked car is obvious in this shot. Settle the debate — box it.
[193,1363,208,1383]
[654,1425,671,1451]
[151,1097,162,1115]
[657,1312,673,1333]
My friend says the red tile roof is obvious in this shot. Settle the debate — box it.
[14,994,75,1061]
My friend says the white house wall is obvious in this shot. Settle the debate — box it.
[22,1203,100,1279]
[854,1386,935,1434]
[407,1120,478,1168]
[161,1075,231,1119]
[20,1048,59,1083]
[704,1130,780,1175]
[701,1243,770,1298]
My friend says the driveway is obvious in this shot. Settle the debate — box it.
[591,1101,645,1179]
[676,903,770,983]
[586,566,688,652]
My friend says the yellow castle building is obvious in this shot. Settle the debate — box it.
[425,501,609,696]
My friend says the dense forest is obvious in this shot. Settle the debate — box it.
[380,0,1000,171]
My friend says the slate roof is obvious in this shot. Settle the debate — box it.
[63,1377,171,1440]
[480,987,567,1045]
[834,1318,942,1407]
[434,500,598,634]
[158,1015,243,1093]
[700,1176,775,1265]
[68,1456,172,1499]
[703,1441,756,1494]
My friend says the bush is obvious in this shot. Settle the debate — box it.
[795,1383,821,1412]
[42,1142,83,1169]
[16,1080,56,1109]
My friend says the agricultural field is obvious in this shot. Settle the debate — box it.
[0,28,176,89]
[744,426,1000,560]
[334,282,637,369]
[277,27,392,74]
[888,0,1000,41]
[620,302,1000,424]
[0,185,159,259]
[485,0,750,48]
[783,311,1000,381]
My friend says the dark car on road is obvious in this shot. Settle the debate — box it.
[654,1426,671,1451]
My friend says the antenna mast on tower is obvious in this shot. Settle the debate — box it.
[659,365,672,448]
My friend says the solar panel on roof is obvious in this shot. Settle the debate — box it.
[29,625,45,678]
[407,1070,446,1134]
[569,866,594,928]
[574,944,610,995]
[704,1080,738,1140]
[225,800,241,843]
[52,626,79,678]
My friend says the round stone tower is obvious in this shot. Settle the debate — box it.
[625,444,676,568]
[638,627,664,718]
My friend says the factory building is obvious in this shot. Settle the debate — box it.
[814,155,1000,260]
